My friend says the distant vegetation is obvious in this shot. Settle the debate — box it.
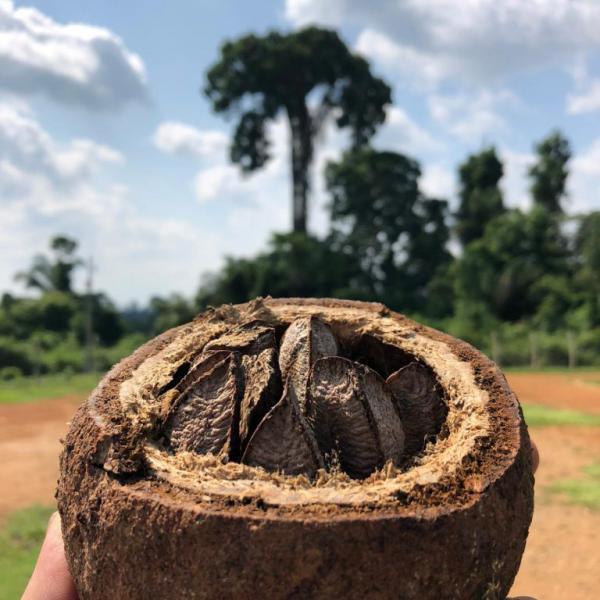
[0,373,99,404]
[2,25,600,378]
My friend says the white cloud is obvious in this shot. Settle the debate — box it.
[572,139,600,176]
[567,80,600,114]
[0,101,227,303]
[153,122,228,158]
[0,102,123,213]
[0,0,147,109]
[421,163,455,201]
[286,0,600,86]
[569,138,600,212]
[355,29,448,91]
[374,106,442,154]
[500,149,534,211]
[428,90,515,141]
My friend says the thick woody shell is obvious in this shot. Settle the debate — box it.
[58,298,534,600]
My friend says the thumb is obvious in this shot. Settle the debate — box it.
[22,512,78,600]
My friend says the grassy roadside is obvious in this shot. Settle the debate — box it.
[504,366,600,374]
[522,403,600,427]
[548,462,600,510]
[0,373,99,405]
[0,505,55,600]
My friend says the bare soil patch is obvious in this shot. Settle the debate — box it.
[0,395,82,522]
[508,371,600,414]
[509,425,600,600]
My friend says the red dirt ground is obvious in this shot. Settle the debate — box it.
[508,371,600,415]
[0,395,80,521]
[1,372,599,599]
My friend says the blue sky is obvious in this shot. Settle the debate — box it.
[1,0,600,305]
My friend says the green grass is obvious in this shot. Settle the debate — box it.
[0,373,99,404]
[0,505,55,600]
[522,403,600,427]
[548,462,600,510]
[504,366,600,374]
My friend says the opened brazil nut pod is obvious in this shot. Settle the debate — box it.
[57,298,534,600]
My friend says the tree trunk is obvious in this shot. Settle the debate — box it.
[288,104,313,234]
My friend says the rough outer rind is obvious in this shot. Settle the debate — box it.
[57,298,534,600]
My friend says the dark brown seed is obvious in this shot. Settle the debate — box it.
[158,350,232,421]
[242,381,324,477]
[278,316,338,412]
[309,357,404,478]
[163,350,231,399]
[203,324,276,355]
[164,353,243,460]
[238,348,282,451]
[386,362,447,456]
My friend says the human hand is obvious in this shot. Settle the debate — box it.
[21,512,77,600]
[22,442,540,600]
[508,440,539,600]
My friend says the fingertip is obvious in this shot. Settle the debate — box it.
[530,440,539,474]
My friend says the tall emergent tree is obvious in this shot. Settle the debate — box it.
[325,148,452,311]
[528,130,571,213]
[455,147,505,246]
[204,26,391,233]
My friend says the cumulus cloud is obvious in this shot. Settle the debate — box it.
[355,29,448,91]
[0,101,227,303]
[152,122,228,158]
[374,106,442,154]
[567,80,600,114]
[568,138,600,212]
[0,102,123,213]
[428,90,516,142]
[0,0,147,109]
[421,163,455,201]
[499,150,535,211]
[286,0,600,85]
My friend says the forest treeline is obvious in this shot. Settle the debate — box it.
[1,26,599,377]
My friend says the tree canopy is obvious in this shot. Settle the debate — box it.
[575,211,600,326]
[325,148,452,311]
[455,147,505,247]
[15,235,82,294]
[204,26,391,233]
[529,130,571,214]
[454,207,570,323]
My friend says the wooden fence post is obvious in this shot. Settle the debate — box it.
[566,330,577,369]
[491,330,501,366]
[529,332,539,369]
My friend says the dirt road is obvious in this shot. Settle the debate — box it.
[0,395,81,521]
[509,371,600,414]
[509,425,600,600]
[1,372,599,599]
